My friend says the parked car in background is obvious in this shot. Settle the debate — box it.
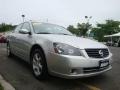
[106,39,120,47]
[0,34,7,43]
[106,41,114,46]
[6,21,113,79]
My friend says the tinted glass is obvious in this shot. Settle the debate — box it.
[32,23,72,35]
[14,24,23,33]
[22,23,31,31]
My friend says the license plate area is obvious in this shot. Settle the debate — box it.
[99,60,109,68]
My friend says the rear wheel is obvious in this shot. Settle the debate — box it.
[31,48,48,80]
[118,42,120,47]
[7,43,12,57]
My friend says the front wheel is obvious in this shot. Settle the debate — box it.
[31,49,48,80]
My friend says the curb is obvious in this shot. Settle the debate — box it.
[0,75,15,90]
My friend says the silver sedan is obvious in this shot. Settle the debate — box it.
[7,21,113,79]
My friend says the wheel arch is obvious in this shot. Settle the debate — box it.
[30,44,46,62]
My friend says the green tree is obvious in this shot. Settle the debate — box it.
[67,23,92,36]
[67,25,79,35]
[77,22,92,37]
[92,20,120,41]
[0,23,16,32]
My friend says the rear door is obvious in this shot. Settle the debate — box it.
[9,23,23,55]
[15,22,33,61]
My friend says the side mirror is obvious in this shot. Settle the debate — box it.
[19,29,31,35]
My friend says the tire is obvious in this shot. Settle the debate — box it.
[7,43,13,57]
[31,48,48,80]
[118,42,120,47]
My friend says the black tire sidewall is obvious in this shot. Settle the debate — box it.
[7,43,12,57]
[31,48,48,80]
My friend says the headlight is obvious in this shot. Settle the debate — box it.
[53,43,82,56]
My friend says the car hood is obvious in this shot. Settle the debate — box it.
[36,34,107,49]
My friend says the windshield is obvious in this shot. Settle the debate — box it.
[32,22,73,35]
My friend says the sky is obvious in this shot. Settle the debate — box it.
[0,0,120,27]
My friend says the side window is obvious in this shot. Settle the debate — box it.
[21,23,31,32]
[14,24,23,33]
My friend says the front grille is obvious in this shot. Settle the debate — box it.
[85,48,109,58]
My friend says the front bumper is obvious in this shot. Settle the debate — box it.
[47,51,113,79]
[51,65,112,79]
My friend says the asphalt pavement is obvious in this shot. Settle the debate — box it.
[0,44,120,90]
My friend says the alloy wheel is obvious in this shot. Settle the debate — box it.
[7,44,10,56]
[32,53,43,76]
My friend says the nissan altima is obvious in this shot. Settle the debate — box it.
[7,21,113,79]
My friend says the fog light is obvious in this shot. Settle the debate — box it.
[70,69,77,74]
[70,68,83,74]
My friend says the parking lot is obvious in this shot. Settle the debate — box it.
[0,44,120,90]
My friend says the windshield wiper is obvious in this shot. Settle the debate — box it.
[56,33,73,36]
[36,32,52,34]
[36,32,73,36]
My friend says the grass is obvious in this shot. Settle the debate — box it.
[0,83,3,90]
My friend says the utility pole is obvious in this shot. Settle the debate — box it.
[85,16,92,23]
[21,14,25,22]
[85,16,92,37]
